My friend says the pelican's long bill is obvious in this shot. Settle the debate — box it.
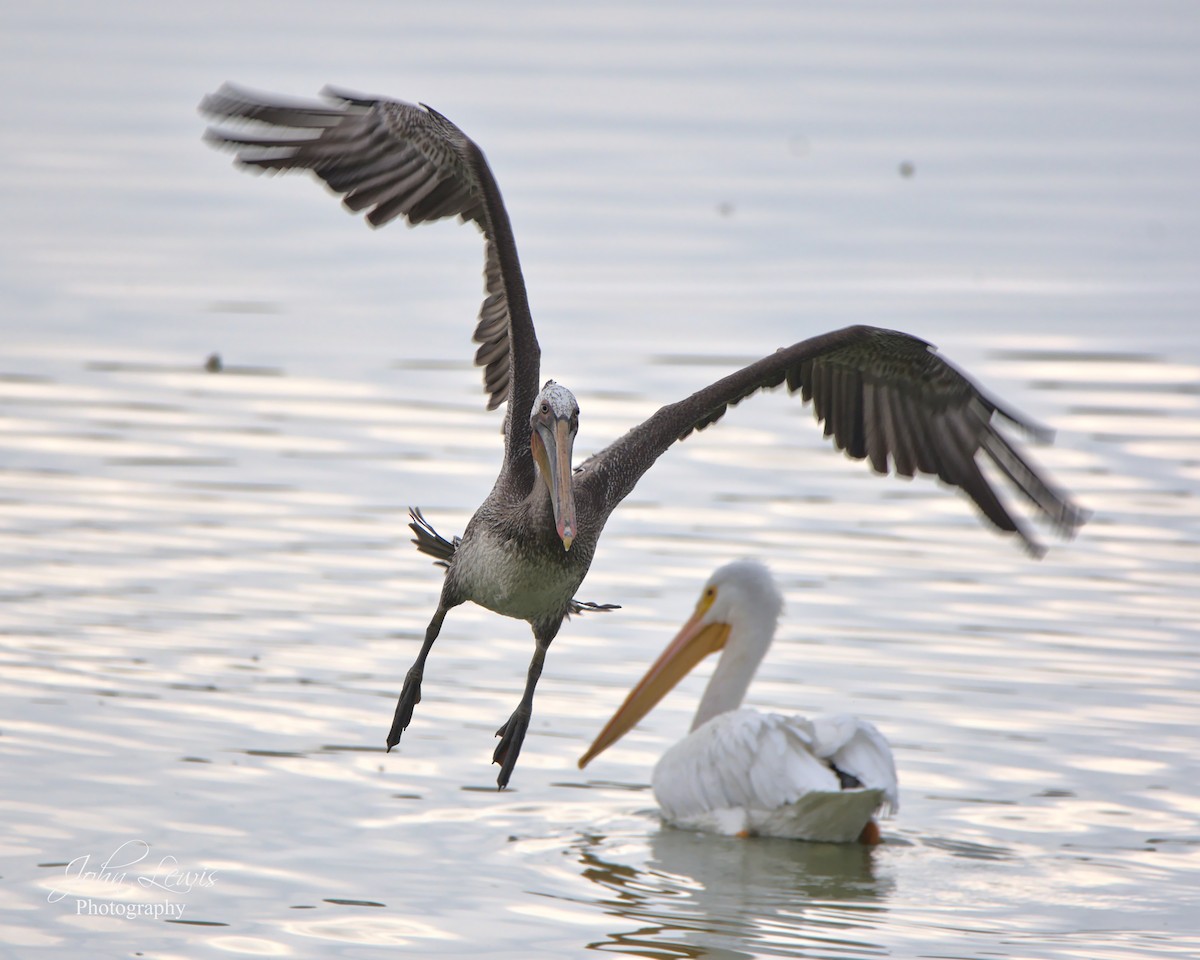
[578,591,730,768]
[531,416,577,550]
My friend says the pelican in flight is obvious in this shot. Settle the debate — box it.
[579,559,898,842]
[200,85,1087,788]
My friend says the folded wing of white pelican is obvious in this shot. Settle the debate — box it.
[579,559,898,842]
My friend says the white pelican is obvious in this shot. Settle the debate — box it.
[201,84,1087,787]
[579,559,898,842]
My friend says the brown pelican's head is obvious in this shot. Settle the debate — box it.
[530,381,579,551]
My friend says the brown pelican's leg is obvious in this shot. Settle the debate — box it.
[386,604,449,751]
[493,619,562,789]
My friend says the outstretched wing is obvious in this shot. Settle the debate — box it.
[575,324,1088,555]
[200,84,540,465]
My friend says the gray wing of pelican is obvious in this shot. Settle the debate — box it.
[575,325,1087,556]
[200,84,539,467]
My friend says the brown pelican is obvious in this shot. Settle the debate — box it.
[200,84,1087,788]
[579,559,898,842]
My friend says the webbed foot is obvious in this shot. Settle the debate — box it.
[386,665,424,751]
[492,706,532,789]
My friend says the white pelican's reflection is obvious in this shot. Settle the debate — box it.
[568,825,894,958]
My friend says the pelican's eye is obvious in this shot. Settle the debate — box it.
[540,401,550,415]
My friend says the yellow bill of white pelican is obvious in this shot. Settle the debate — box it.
[579,588,728,768]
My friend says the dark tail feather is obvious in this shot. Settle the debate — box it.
[408,507,459,568]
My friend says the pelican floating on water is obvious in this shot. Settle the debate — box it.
[579,559,898,842]
[201,85,1088,787]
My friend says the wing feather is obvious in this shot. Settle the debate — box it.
[651,710,896,839]
[200,83,538,431]
[576,325,1087,554]
[654,710,847,819]
[806,714,900,816]
[204,91,1087,549]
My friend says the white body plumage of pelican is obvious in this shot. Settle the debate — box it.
[580,559,898,842]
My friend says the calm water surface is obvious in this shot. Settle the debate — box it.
[2,2,1198,958]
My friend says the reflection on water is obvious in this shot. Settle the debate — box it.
[572,827,890,959]
[4,1,1200,958]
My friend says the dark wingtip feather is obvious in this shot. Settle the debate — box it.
[989,399,1056,444]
